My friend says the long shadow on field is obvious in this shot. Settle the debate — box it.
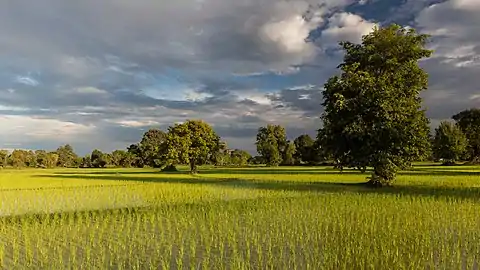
[34,173,480,202]
[50,166,480,177]
[208,167,480,177]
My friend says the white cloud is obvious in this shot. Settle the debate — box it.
[260,14,318,55]
[0,116,94,141]
[74,87,109,95]
[470,94,480,100]
[14,76,39,86]
[451,0,480,11]
[115,120,159,128]
[321,12,377,46]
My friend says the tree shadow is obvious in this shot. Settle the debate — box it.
[50,166,480,177]
[33,173,480,202]
[53,171,181,176]
[401,168,480,177]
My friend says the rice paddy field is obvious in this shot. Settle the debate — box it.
[0,165,480,269]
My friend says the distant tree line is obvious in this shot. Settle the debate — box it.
[2,108,479,172]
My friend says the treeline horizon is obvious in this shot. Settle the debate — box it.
[0,107,479,170]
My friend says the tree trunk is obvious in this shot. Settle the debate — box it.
[366,165,395,188]
[190,160,197,174]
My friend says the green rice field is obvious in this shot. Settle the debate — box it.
[1,165,480,269]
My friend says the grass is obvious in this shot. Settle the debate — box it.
[0,165,480,268]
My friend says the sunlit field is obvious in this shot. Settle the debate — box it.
[1,165,480,268]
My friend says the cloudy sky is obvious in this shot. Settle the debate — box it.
[0,0,478,155]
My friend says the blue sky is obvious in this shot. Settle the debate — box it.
[0,0,479,154]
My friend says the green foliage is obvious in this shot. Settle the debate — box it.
[165,120,220,173]
[321,24,432,185]
[110,150,126,167]
[229,149,252,167]
[55,144,79,168]
[256,125,287,166]
[80,154,92,168]
[210,140,228,166]
[0,150,9,167]
[44,153,59,168]
[9,150,28,168]
[433,121,468,165]
[248,156,265,165]
[294,135,315,164]
[127,144,144,168]
[282,141,296,165]
[452,109,480,162]
[90,149,107,168]
[139,129,167,168]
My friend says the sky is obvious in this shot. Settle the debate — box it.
[0,0,479,155]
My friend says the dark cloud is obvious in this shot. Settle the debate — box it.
[268,86,324,117]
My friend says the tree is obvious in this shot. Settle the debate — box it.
[139,129,167,167]
[432,121,468,165]
[165,120,220,173]
[256,125,287,166]
[210,140,228,166]
[9,150,27,168]
[321,24,432,186]
[25,150,37,168]
[248,156,264,165]
[56,144,78,167]
[44,153,59,168]
[294,135,315,164]
[120,152,137,168]
[111,150,127,167]
[80,154,92,168]
[282,141,296,165]
[229,149,252,166]
[0,150,9,167]
[127,144,144,168]
[35,150,48,168]
[452,109,480,163]
[90,149,107,168]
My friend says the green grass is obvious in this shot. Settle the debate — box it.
[0,165,480,268]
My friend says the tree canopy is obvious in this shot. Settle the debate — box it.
[452,109,480,163]
[165,120,221,173]
[56,144,78,168]
[139,129,167,168]
[432,121,467,165]
[256,124,287,166]
[321,24,433,186]
[294,134,315,164]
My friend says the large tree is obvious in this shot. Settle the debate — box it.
[139,129,167,168]
[282,141,297,165]
[90,149,107,168]
[229,149,252,167]
[0,150,9,167]
[294,134,315,164]
[432,121,468,165]
[256,124,287,166]
[321,24,432,186]
[110,150,127,167]
[56,144,78,167]
[127,144,144,168]
[452,109,480,163]
[9,150,27,168]
[45,152,59,168]
[165,120,220,173]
